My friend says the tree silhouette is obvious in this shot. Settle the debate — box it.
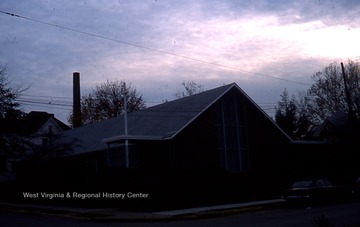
[276,60,360,138]
[174,81,205,98]
[69,79,146,126]
[0,65,25,120]
[306,61,360,124]
[275,89,298,138]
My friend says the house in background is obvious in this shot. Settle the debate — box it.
[286,111,360,184]
[311,111,354,142]
[0,111,70,180]
[14,111,70,143]
[26,83,292,202]
[1,111,70,135]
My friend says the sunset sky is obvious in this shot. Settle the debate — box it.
[1,0,360,123]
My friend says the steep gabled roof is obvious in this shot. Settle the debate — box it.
[0,111,70,135]
[113,83,237,139]
[312,111,352,137]
[61,83,291,155]
[20,111,70,134]
[61,83,234,154]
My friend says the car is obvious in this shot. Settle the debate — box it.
[282,178,351,204]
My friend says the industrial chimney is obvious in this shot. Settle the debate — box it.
[73,72,82,128]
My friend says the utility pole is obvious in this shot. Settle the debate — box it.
[73,72,82,128]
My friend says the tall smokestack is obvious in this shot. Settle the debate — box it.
[73,72,82,128]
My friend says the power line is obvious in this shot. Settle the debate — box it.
[16,99,72,107]
[0,9,311,86]
[22,94,72,99]
[20,91,277,111]
[20,102,72,111]
[18,97,72,105]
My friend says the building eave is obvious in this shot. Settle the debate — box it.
[103,134,166,144]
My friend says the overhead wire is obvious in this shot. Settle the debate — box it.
[22,94,72,99]
[19,92,278,114]
[17,95,72,106]
[16,99,72,107]
[20,103,72,111]
[0,9,303,116]
[0,9,311,86]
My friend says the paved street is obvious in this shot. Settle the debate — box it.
[1,200,360,226]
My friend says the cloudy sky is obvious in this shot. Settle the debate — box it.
[1,0,360,123]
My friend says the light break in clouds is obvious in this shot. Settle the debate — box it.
[1,0,360,123]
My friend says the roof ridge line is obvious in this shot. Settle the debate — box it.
[166,83,236,139]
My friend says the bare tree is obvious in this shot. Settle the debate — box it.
[1,65,28,173]
[306,61,360,125]
[345,61,360,118]
[276,60,360,138]
[69,79,146,126]
[0,65,26,119]
[174,81,205,98]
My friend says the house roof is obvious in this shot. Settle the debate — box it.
[61,83,291,155]
[312,111,351,137]
[20,111,70,134]
[0,111,70,135]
